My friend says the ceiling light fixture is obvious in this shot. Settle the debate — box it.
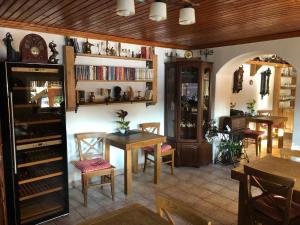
[149,1,167,22]
[115,0,197,25]
[116,0,135,17]
[179,6,196,25]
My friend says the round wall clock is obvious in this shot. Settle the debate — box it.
[20,34,48,63]
[184,50,193,59]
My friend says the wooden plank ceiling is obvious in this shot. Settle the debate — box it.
[1,0,300,49]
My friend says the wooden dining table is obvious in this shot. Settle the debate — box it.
[231,155,300,225]
[77,204,170,225]
[105,131,166,194]
[247,116,288,153]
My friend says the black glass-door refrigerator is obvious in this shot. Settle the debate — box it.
[0,62,69,225]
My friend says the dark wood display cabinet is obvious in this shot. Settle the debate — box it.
[0,62,69,225]
[164,60,213,167]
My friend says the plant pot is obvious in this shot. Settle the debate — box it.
[119,129,127,134]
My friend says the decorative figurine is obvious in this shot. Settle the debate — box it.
[122,91,129,101]
[118,42,121,56]
[82,39,93,54]
[96,43,101,55]
[106,89,112,102]
[3,32,20,62]
[128,86,134,100]
[113,86,122,101]
[89,92,95,102]
[110,47,117,56]
[136,91,142,100]
[200,48,214,61]
[105,40,109,55]
[65,36,73,46]
[48,41,59,64]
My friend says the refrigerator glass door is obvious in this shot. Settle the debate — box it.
[8,65,67,225]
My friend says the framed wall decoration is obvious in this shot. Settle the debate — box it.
[260,68,271,99]
[232,66,244,93]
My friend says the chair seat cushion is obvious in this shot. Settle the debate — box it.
[251,193,300,222]
[242,129,264,136]
[73,158,112,173]
[142,144,172,153]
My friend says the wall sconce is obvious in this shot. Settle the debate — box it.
[116,0,135,16]
[179,6,196,25]
[149,1,167,21]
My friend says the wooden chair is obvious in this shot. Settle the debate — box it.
[244,165,300,225]
[156,194,211,225]
[73,132,115,206]
[241,129,263,157]
[139,122,175,174]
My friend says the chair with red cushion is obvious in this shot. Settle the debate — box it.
[241,129,264,157]
[244,165,300,225]
[139,123,175,175]
[72,132,115,206]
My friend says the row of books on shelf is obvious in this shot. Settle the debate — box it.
[75,65,153,81]
[141,46,154,60]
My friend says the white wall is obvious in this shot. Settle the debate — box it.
[230,64,275,112]
[0,27,184,184]
[206,38,300,150]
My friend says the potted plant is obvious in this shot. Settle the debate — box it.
[216,136,243,165]
[205,119,243,165]
[246,99,256,116]
[116,109,130,134]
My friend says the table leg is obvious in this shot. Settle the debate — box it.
[105,140,110,162]
[124,145,132,194]
[267,123,273,154]
[131,150,139,174]
[154,143,161,184]
[278,122,284,148]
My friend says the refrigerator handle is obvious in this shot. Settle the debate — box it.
[9,92,17,174]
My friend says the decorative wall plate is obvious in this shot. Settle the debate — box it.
[20,34,48,63]
[184,50,193,59]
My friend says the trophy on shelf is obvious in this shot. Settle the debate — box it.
[106,89,112,102]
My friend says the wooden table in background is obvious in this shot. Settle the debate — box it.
[231,156,300,225]
[105,131,166,194]
[247,116,288,153]
[78,204,170,225]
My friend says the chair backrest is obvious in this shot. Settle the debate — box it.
[244,165,295,225]
[139,122,160,135]
[155,194,212,225]
[74,132,106,160]
[257,110,272,116]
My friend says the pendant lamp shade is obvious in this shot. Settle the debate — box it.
[116,0,135,16]
[179,7,196,25]
[149,1,167,21]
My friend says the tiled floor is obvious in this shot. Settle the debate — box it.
[43,138,294,225]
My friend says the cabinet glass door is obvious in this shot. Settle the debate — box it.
[8,64,67,225]
[202,66,211,138]
[165,65,176,138]
[179,66,199,140]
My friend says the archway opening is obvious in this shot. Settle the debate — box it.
[214,51,297,155]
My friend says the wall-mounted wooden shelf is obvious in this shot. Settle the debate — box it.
[79,100,152,106]
[77,79,153,83]
[76,53,153,62]
[281,75,297,78]
[280,86,296,90]
[64,46,158,112]
[247,60,290,68]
